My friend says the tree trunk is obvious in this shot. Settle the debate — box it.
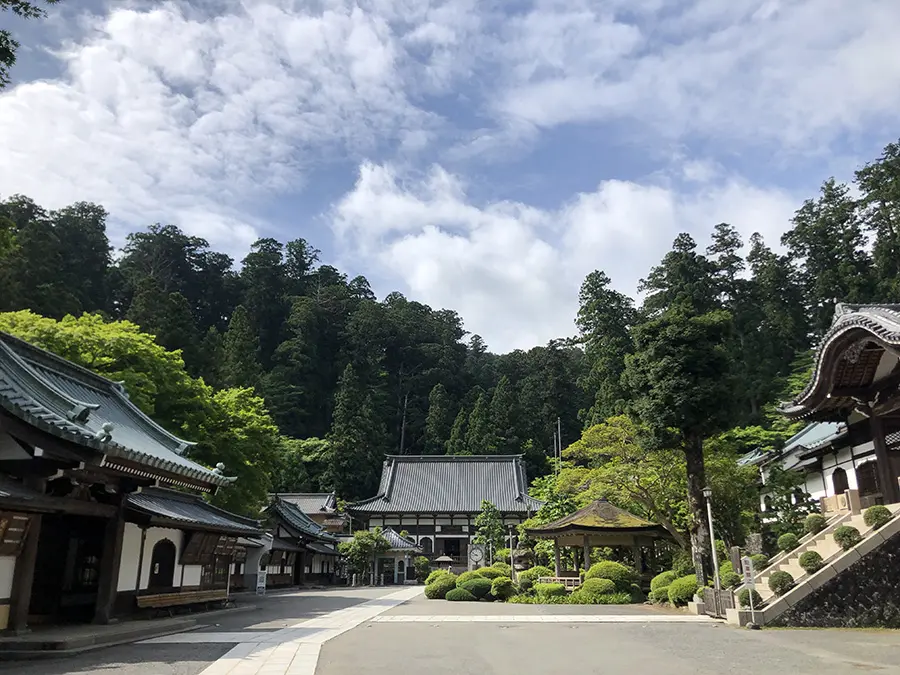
[684,433,711,584]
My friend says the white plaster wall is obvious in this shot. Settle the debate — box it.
[384,517,400,526]
[401,517,417,525]
[369,518,384,527]
[854,441,875,454]
[182,565,202,587]
[140,527,184,590]
[451,517,467,525]
[836,447,853,465]
[805,472,827,501]
[117,523,143,592]
[0,556,15,600]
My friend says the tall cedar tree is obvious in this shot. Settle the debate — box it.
[424,383,454,454]
[446,406,469,455]
[856,140,900,300]
[465,392,494,454]
[489,375,522,455]
[221,305,263,389]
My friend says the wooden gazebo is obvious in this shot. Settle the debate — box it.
[525,499,672,580]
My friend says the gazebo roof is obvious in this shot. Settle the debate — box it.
[525,499,669,538]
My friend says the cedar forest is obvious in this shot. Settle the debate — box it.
[3,139,900,576]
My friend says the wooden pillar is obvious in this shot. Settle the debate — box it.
[553,539,561,576]
[871,416,900,504]
[582,535,591,571]
[9,513,42,634]
[631,540,642,573]
[94,502,126,625]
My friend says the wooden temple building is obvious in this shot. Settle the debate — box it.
[348,455,542,566]
[777,304,900,507]
[525,498,672,586]
[270,492,347,534]
[262,497,340,587]
[0,331,263,632]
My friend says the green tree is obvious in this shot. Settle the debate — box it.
[339,528,390,579]
[856,139,900,300]
[126,279,202,373]
[446,406,469,455]
[465,392,493,454]
[489,375,521,455]
[240,238,289,367]
[424,383,453,454]
[221,305,262,389]
[328,364,385,501]
[576,270,636,425]
[473,500,506,557]
[1,1,60,88]
[624,308,735,582]
[763,465,816,539]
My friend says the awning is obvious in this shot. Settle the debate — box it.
[126,489,262,536]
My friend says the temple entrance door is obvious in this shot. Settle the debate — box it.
[29,514,105,624]
[832,467,849,495]
[147,539,177,590]
[442,538,460,561]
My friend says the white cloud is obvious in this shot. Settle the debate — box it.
[332,161,798,352]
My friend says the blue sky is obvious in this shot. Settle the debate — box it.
[2,0,899,352]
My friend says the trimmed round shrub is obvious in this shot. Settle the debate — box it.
[737,587,762,608]
[650,571,677,592]
[864,505,893,530]
[834,525,862,551]
[649,587,670,604]
[534,582,567,599]
[768,570,794,596]
[777,532,800,552]
[798,550,823,574]
[478,567,504,580]
[629,582,645,603]
[425,569,451,586]
[750,554,769,571]
[667,575,699,606]
[584,561,639,591]
[424,573,458,599]
[517,565,553,592]
[490,561,512,577]
[581,578,616,596]
[445,587,476,602]
[720,571,742,589]
[491,576,516,601]
[460,577,493,599]
[804,513,828,535]
[455,570,486,585]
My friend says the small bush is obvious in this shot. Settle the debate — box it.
[425,569,452,586]
[671,550,694,577]
[804,513,827,535]
[414,556,431,582]
[490,561,512,577]
[584,561,639,591]
[478,567,504,580]
[768,570,794,596]
[424,574,458,599]
[719,560,734,577]
[715,539,728,561]
[580,578,617,596]
[507,594,535,604]
[864,505,893,530]
[750,554,769,571]
[649,587,670,604]
[667,575,699,606]
[798,550,824,574]
[629,582,645,603]
[534,582,567,599]
[777,532,800,552]
[834,525,862,550]
[737,587,762,608]
[491,576,516,601]
[517,565,553,592]
[460,577,493,599]
[456,570,485,585]
[720,571,742,589]
[650,570,677,592]
[445,587,476,601]
[569,589,632,605]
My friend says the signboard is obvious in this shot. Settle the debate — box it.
[256,568,267,595]
[740,556,755,588]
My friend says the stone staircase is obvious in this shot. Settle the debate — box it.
[729,503,900,625]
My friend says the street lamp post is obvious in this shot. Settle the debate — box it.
[702,486,720,594]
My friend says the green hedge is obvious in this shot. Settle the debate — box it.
[649,587,670,604]
[490,562,512,577]
[650,570,677,592]
[584,561,639,591]
[425,569,452,586]
[446,587,476,602]
[569,590,632,605]
[534,582,567,599]
[667,575,699,606]
[864,505,892,530]
[750,554,769,571]
[777,532,799,552]
[491,576,516,601]
[798,550,823,574]
[456,570,486,585]
[768,570,794,596]
[425,574,458,599]
[737,588,762,608]
[834,525,862,550]
[804,513,827,535]
[460,577,493,599]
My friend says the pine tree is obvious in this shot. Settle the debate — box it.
[465,392,494,454]
[126,279,201,372]
[221,305,263,389]
[328,364,385,501]
[489,376,521,455]
[424,383,454,454]
[446,406,469,455]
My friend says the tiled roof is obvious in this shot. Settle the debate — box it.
[273,492,337,514]
[0,332,232,489]
[348,455,543,514]
[525,498,668,536]
[307,541,339,556]
[126,488,262,535]
[267,497,337,542]
[381,527,421,552]
[0,474,42,500]
[738,422,847,469]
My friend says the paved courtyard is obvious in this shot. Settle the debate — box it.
[9,586,900,675]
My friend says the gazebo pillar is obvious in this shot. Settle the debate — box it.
[582,535,591,570]
[553,539,561,576]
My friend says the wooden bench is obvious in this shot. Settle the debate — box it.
[137,589,229,617]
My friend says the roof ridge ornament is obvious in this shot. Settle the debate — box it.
[93,422,114,443]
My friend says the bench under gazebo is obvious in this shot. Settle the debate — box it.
[525,498,672,588]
